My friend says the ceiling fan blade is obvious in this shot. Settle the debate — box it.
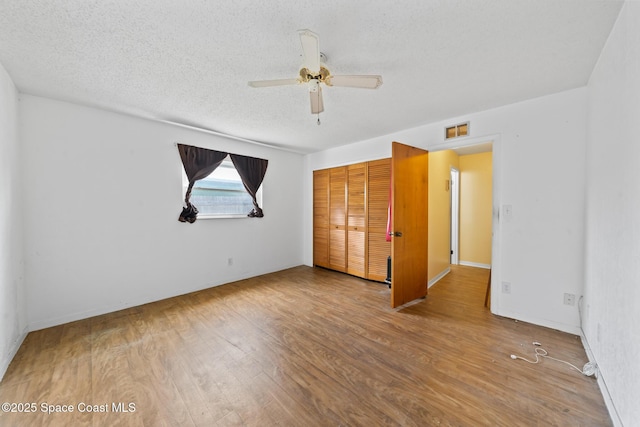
[310,85,324,114]
[248,78,300,88]
[298,29,321,73]
[327,75,383,89]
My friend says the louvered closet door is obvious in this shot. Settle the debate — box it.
[313,169,330,268]
[347,163,367,278]
[329,167,347,272]
[367,158,391,282]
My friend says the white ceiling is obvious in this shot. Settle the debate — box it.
[0,0,623,153]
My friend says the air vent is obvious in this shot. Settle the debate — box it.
[445,122,469,139]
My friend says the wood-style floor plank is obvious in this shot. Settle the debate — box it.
[0,265,611,426]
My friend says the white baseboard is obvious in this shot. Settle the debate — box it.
[428,267,451,288]
[27,280,235,332]
[27,263,303,332]
[0,326,28,382]
[496,309,581,336]
[458,260,491,269]
[580,332,623,427]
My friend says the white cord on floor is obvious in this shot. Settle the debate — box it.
[510,342,598,376]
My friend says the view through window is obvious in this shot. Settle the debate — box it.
[187,156,260,217]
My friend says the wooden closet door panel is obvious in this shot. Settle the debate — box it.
[367,158,391,282]
[329,167,347,271]
[368,232,389,281]
[347,163,367,277]
[313,170,329,268]
[330,167,346,226]
[329,229,346,271]
[314,235,329,268]
[347,230,365,277]
[347,164,366,228]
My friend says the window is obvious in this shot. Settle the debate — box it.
[184,155,262,218]
[177,143,268,222]
[445,122,470,139]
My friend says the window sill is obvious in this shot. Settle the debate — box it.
[197,214,251,220]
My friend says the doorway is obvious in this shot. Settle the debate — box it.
[428,137,498,309]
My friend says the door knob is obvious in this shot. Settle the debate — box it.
[388,231,403,237]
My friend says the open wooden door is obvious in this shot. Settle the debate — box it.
[390,142,429,308]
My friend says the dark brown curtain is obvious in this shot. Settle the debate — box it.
[230,154,269,217]
[177,144,227,223]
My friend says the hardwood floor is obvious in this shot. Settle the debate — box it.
[0,265,611,426]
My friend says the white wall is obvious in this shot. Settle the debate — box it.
[0,63,26,380]
[305,87,588,334]
[584,1,640,425]
[20,95,305,330]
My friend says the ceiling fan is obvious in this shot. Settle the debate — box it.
[248,29,383,121]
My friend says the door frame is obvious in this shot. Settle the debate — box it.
[450,167,460,265]
[427,134,501,313]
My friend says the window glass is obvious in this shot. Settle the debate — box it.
[187,156,260,217]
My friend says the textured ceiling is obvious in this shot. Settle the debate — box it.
[0,0,623,153]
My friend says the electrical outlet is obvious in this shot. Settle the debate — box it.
[563,293,575,306]
[501,281,511,294]
[227,257,233,266]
